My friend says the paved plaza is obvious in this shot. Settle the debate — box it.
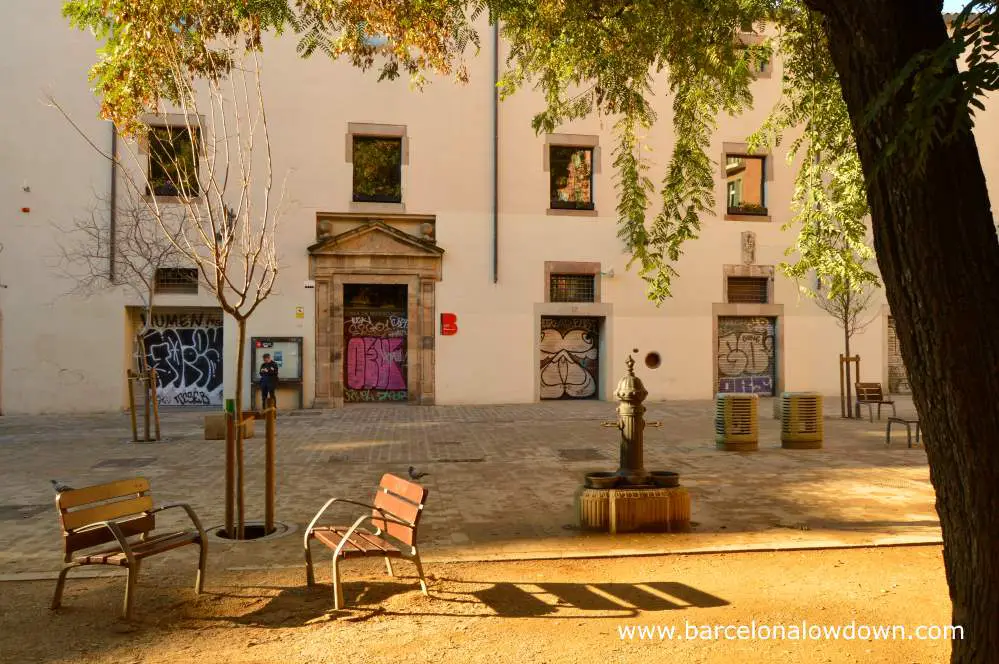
[0,398,938,577]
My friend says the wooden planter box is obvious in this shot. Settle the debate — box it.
[204,414,256,440]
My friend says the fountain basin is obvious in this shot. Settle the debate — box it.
[584,472,620,489]
[650,471,680,488]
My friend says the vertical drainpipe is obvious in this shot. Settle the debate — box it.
[109,123,118,283]
[491,21,499,284]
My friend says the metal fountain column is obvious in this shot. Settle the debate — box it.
[603,350,660,485]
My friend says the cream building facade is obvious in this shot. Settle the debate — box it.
[1,5,996,414]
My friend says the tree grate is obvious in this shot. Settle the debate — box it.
[92,457,157,469]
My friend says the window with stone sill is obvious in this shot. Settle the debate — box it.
[725,154,767,216]
[147,126,200,198]
[352,136,403,203]
[550,146,594,211]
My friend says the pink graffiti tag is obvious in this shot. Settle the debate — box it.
[345,337,406,390]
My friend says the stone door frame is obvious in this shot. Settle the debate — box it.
[310,220,442,408]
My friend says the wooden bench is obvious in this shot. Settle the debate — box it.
[886,417,922,448]
[304,473,429,610]
[52,477,208,620]
[855,382,896,422]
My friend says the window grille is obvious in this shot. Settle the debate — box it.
[727,276,769,304]
[155,268,199,294]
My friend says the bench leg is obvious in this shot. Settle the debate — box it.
[906,424,914,449]
[877,404,882,420]
[867,404,874,423]
[196,540,208,594]
[123,565,138,620]
[385,557,394,577]
[331,556,345,610]
[885,420,893,448]
[412,551,429,596]
[51,563,80,610]
[304,537,315,587]
[890,403,897,418]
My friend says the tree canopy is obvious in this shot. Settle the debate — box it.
[62,0,998,303]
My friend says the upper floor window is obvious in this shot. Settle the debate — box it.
[725,154,767,216]
[550,146,594,211]
[148,126,199,197]
[352,136,403,203]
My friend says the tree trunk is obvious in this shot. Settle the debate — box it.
[804,1,999,660]
[235,318,246,540]
[843,319,852,419]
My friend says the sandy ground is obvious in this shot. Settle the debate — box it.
[0,546,954,664]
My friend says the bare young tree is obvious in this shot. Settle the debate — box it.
[56,185,186,339]
[52,43,283,539]
[55,186,190,441]
[811,275,878,418]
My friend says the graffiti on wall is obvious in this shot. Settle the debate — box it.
[717,316,776,395]
[142,312,224,406]
[343,310,408,401]
[540,317,599,400]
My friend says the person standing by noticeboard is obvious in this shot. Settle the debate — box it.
[259,353,279,408]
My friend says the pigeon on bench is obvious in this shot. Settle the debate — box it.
[50,480,75,493]
[408,466,429,481]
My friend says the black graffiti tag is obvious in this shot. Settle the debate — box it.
[144,326,223,405]
[171,390,212,406]
[141,312,222,329]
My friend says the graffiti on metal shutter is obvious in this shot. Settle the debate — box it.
[717,316,776,395]
[540,317,599,399]
[141,311,224,406]
[887,316,911,394]
[343,311,408,402]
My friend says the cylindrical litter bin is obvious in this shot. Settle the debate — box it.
[781,392,823,449]
[714,393,759,451]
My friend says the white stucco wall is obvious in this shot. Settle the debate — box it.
[0,6,993,413]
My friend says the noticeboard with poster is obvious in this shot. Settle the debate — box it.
[251,337,303,381]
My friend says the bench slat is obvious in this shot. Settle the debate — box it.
[62,495,154,532]
[855,382,893,403]
[379,473,427,504]
[76,530,200,566]
[313,528,401,559]
[373,490,421,524]
[57,478,150,510]
[65,514,155,556]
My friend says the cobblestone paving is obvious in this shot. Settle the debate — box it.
[0,398,938,575]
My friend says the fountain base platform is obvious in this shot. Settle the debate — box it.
[576,485,691,534]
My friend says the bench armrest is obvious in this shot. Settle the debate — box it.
[304,498,413,543]
[146,502,207,542]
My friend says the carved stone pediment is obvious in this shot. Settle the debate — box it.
[308,220,443,257]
